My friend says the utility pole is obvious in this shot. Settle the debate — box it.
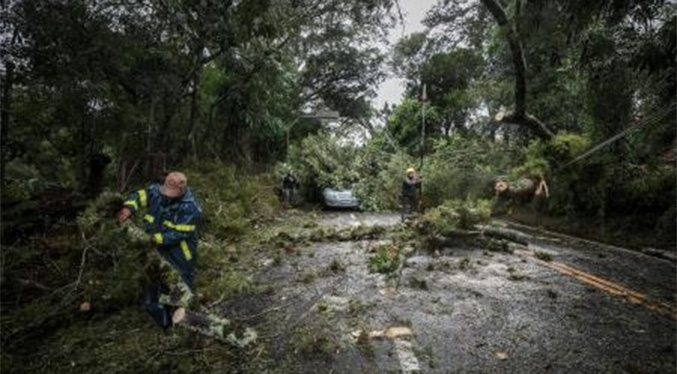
[420,83,427,169]
[419,84,428,213]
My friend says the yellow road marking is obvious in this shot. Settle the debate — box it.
[352,326,413,340]
[529,254,677,319]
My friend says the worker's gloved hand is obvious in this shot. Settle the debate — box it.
[121,221,152,246]
[117,207,133,223]
[149,232,163,247]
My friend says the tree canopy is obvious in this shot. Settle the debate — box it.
[1,1,675,372]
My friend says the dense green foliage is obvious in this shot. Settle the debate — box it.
[284,134,514,211]
[1,169,282,373]
[368,242,401,275]
[1,0,398,189]
[276,0,675,245]
[2,0,673,223]
[1,0,675,372]
[418,199,492,235]
[390,0,674,237]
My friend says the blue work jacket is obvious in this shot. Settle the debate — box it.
[123,184,202,290]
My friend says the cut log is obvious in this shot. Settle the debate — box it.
[79,302,92,312]
[427,230,481,249]
[495,106,507,121]
[495,181,509,194]
[495,178,534,199]
[479,225,532,246]
[495,178,548,200]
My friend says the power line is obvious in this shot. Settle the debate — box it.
[558,103,677,170]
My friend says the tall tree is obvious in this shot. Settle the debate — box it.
[479,0,555,140]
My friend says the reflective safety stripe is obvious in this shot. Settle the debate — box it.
[138,189,148,208]
[144,214,155,223]
[123,200,138,210]
[180,240,192,261]
[153,233,163,245]
[163,220,196,232]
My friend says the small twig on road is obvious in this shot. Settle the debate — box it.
[253,346,265,360]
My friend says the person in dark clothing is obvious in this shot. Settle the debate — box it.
[282,172,298,207]
[402,167,422,217]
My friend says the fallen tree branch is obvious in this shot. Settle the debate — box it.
[478,225,532,246]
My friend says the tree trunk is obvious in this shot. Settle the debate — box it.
[188,86,199,159]
[1,61,14,185]
[480,225,532,246]
[146,98,156,154]
[184,69,201,160]
[144,153,167,182]
[84,153,112,197]
[240,128,253,169]
[479,0,555,140]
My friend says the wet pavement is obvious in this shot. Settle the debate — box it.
[317,212,402,229]
[234,212,676,373]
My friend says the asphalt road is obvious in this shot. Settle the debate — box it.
[232,212,676,374]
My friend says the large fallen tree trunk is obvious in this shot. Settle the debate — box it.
[480,0,555,140]
[426,230,482,250]
[479,225,532,246]
[495,177,549,201]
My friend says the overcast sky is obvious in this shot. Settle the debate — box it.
[374,0,438,110]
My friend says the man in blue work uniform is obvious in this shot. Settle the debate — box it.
[117,171,202,329]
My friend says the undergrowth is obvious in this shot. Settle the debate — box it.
[368,242,401,275]
[0,165,282,374]
[417,199,491,236]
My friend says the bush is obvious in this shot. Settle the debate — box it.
[368,242,400,274]
[185,163,281,237]
[355,150,415,211]
[283,132,516,212]
[513,132,591,178]
[421,137,513,206]
[286,133,361,193]
[354,136,514,211]
[418,199,491,235]
[510,132,608,216]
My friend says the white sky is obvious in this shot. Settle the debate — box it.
[374,0,438,110]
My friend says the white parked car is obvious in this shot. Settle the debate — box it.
[322,187,360,209]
